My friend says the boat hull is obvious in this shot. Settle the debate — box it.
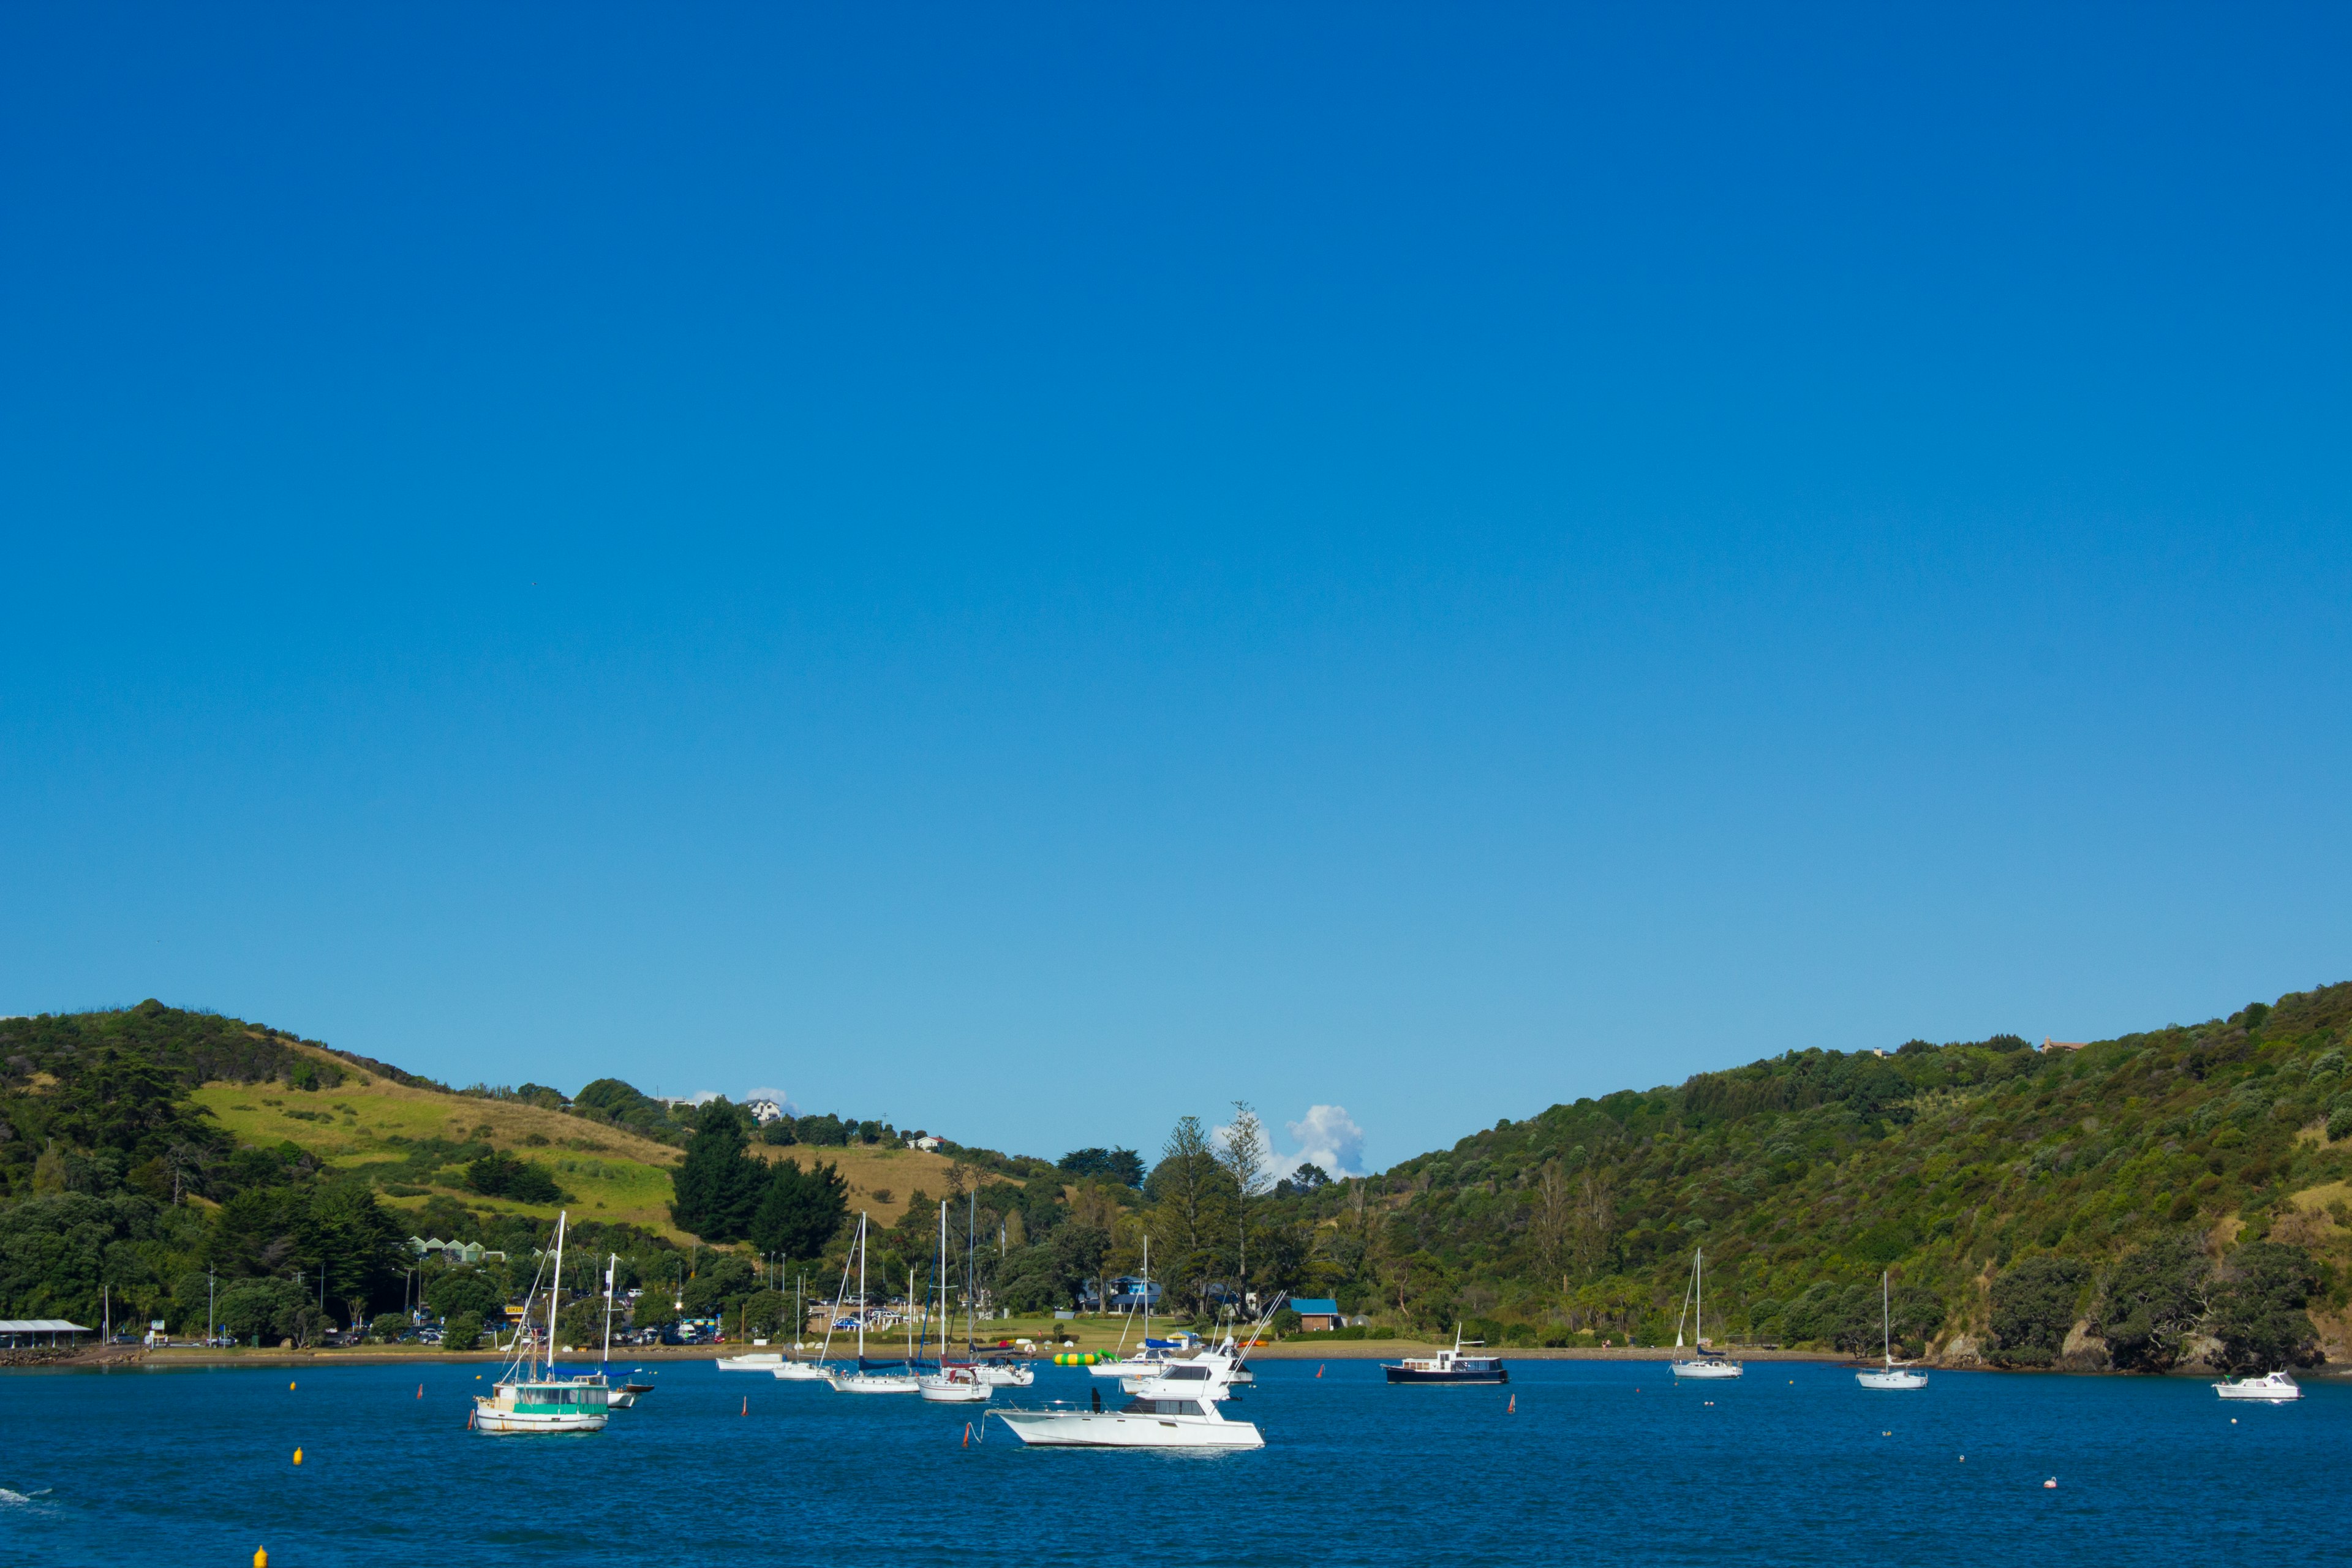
[1669,1360,1744,1380]
[1855,1370,1928,1390]
[473,1403,608,1434]
[716,1354,786,1371]
[974,1363,1035,1387]
[991,1409,1263,1449]
[829,1373,921,1393]
[1383,1365,1507,1384]
[918,1378,993,1403]
[771,1362,835,1381]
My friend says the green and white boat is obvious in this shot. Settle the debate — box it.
[473,1211,610,1434]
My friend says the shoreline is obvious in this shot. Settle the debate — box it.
[17,1340,2337,1378]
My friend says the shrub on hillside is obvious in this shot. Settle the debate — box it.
[1991,1255,2086,1366]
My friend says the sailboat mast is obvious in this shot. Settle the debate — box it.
[965,1191,977,1353]
[1695,1247,1703,1349]
[546,1211,567,1379]
[602,1251,615,1367]
[856,1212,867,1363]
[937,1199,948,1362]
[1142,1232,1150,1343]
[1882,1270,1891,1365]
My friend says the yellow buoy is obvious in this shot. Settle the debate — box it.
[292,1447,303,1466]
[255,1549,268,1567]
[288,1381,296,1391]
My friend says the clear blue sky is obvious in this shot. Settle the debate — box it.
[4,5,2348,1175]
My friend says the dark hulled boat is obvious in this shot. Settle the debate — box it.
[1382,1329,1507,1384]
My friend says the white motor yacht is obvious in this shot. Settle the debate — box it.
[716,1351,786,1371]
[990,1390,1264,1449]
[2214,1370,2301,1401]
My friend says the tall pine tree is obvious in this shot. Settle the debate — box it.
[668,1101,771,1242]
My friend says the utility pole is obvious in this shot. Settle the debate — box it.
[208,1268,216,1348]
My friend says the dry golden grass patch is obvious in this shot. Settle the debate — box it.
[749,1140,962,1227]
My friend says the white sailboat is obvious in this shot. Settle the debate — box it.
[594,1252,655,1408]
[829,1213,919,1393]
[1855,1271,1928,1390]
[473,1212,611,1433]
[1668,1247,1743,1381]
[1089,1234,1182,1380]
[920,1199,992,1403]
[772,1268,834,1381]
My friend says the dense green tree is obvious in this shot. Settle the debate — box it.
[463,1150,564,1204]
[1058,1147,1146,1187]
[216,1276,327,1346]
[669,1101,771,1242]
[2212,1240,2321,1371]
[748,1158,848,1260]
[680,1251,756,1317]
[442,1310,483,1351]
[1989,1256,2087,1366]
[2095,1235,2210,1371]
[424,1267,507,1321]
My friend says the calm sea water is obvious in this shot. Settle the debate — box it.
[0,1356,2337,1565]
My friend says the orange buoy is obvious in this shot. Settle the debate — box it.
[1315,1365,1324,1378]
[962,1422,971,1448]
[2043,1477,2057,1490]
[416,1384,423,1398]
[1507,1394,1516,1414]
[741,1396,748,1416]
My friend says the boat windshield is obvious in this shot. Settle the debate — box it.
[1120,1397,1206,1417]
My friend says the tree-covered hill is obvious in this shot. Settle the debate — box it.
[1253,982,2352,1371]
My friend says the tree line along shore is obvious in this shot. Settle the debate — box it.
[4,986,2348,1377]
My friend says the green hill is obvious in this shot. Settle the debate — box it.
[1256,982,2352,1371]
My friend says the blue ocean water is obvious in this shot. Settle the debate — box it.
[0,1357,2337,1566]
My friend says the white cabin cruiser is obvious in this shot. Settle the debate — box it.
[716,1351,786,1371]
[2214,1370,2301,1402]
[990,1392,1263,1449]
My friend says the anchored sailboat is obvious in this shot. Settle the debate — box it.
[919,1199,991,1403]
[473,1212,611,1433]
[829,1212,919,1393]
[1668,1247,1743,1381]
[1855,1270,1928,1390]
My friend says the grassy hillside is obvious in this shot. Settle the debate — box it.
[1258,982,2352,1369]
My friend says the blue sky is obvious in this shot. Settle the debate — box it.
[4,5,2348,1174]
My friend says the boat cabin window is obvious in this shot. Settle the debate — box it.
[1119,1398,1205,1417]
[1159,1365,1210,1380]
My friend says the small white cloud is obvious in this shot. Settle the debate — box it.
[1214,1104,1370,1181]
[1284,1104,1366,1178]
